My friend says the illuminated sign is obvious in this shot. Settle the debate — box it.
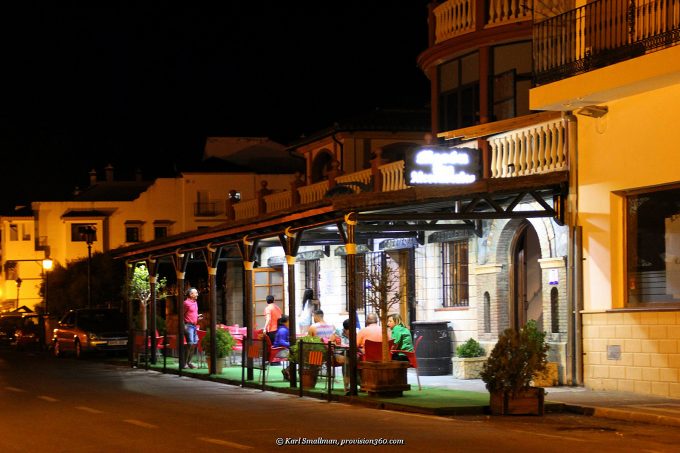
[405,146,480,185]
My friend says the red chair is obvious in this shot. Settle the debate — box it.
[363,339,394,362]
[263,333,288,381]
[196,329,207,368]
[392,335,423,390]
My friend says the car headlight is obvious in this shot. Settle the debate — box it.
[88,332,99,340]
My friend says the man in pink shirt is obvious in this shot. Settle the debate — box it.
[357,312,386,352]
[183,287,201,369]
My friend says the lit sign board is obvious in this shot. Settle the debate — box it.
[405,146,480,185]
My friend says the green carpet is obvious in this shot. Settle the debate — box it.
[137,358,489,410]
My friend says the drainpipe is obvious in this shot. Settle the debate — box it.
[331,131,344,173]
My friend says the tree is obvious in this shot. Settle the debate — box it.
[364,257,402,362]
[128,263,167,330]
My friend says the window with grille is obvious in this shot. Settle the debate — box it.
[442,240,469,307]
[345,254,367,312]
[304,259,320,300]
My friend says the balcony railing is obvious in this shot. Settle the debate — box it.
[222,114,568,224]
[533,0,680,85]
[432,0,532,44]
[194,201,224,217]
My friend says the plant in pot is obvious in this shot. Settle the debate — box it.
[452,338,486,379]
[360,259,410,396]
[289,334,326,388]
[480,320,548,415]
[200,328,236,374]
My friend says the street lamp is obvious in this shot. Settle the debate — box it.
[81,226,97,308]
[42,258,53,314]
[15,277,22,309]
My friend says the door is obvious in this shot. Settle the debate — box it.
[253,268,284,331]
[512,223,543,331]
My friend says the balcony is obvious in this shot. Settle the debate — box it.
[228,112,567,222]
[533,0,680,86]
[194,201,224,217]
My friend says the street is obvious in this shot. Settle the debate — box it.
[2,349,680,452]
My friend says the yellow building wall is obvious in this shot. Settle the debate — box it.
[578,79,680,396]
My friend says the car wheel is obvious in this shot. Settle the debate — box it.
[74,340,82,359]
[53,341,62,358]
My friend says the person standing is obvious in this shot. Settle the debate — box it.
[183,287,201,369]
[263,295,282,343]
[298,288,319,334]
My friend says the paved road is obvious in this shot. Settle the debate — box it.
[2,349,680,452]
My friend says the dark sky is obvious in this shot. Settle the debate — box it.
[0,2,430,212]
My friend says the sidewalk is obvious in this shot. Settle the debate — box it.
[139,358,680,427]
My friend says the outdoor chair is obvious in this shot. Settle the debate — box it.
[263,333,288,378]
[392,335,423,390]
[363,339,394,362]
[196,329,207,368]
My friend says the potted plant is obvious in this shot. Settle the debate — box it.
[200,328,236,374]
[360,259,410,396]
[452,338,486,379]
[480,320,548,415]
[289,334,326,388]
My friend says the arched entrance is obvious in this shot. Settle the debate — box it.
[510,222,543,331]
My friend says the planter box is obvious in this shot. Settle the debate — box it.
[489,387,545,416]
[532,362,559,387]
[452,357,486,379]
[360,361,410,397]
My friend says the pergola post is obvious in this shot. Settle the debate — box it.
[278,227,303,388]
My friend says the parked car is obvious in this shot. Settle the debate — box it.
[52,308,128,358]
[0,312,40,348]
[13,314,42,350]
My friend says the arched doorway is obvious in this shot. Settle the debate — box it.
[311,150,333,183]
[510,222,543,331]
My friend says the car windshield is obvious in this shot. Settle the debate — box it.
[77,310,127,332]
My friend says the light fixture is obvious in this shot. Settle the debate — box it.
[577,105,608,118]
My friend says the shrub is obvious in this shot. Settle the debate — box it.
[480,320,548,395]
[200,328,236,358]
[288,335,327,369]
[455,338,485,358]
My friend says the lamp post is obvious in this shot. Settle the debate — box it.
[42,259,53,314]
[15,277,22,309]
[82,226,97,308]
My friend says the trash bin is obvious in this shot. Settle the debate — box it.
[412,321,452,376]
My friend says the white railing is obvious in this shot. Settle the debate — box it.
[336,169,372,193]
[298,181,329,204]
[380,161,407,192]
[264,191,291,212]
[486,0,532,27]
[233,199,258,220]
[488,117,567,178]
[433,0,476,43]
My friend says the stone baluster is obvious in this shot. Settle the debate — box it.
[257,180,272,215]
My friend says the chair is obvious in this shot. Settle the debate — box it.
[392,335,423,390]
[363,339,394,362]
[263,334,288,382]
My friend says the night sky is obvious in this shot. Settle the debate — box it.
[0,2,430,213]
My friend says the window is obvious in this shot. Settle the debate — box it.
[438,53,479,131]
[9,224,18,241]
[304,259,320,300]
[550,288,559,333]
[442,240,469,307]
[484,292,491,333]
[154,226,168,239]
[345,254,367,312]
[126,226,141,243]
[71,224,97,242]
[626,186,680,305]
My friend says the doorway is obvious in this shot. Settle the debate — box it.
[511,222,542,331]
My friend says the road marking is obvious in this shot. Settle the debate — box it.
[198,437,253,450]
[76,406,103,414]
[507,429,587,442]
[123,419,159,429]
[5,386,25,392]
[38,395,59,402]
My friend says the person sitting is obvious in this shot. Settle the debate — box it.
[387,313,413,361]
[310,309,336,340]
[356,312,385,353]
[273,315,290,352]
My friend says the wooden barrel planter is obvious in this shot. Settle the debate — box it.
[360,361,410,397]
[301,367,320,389]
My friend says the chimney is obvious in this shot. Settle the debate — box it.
[89,169,97,186]
[105,163,114,182]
